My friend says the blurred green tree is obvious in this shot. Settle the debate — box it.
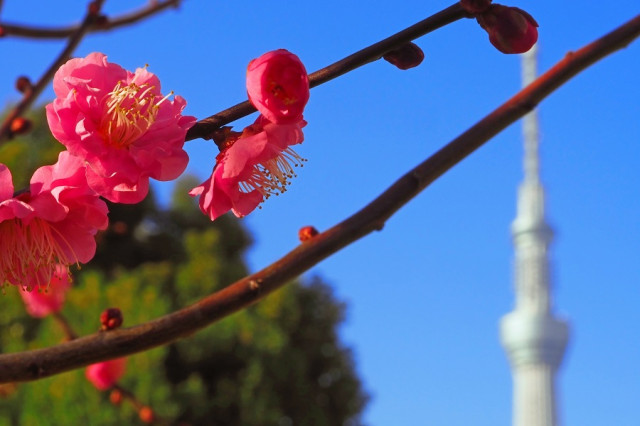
[0,109,368,426]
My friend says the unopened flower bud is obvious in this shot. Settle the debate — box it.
[460,0,492,14]
[0,383,18,398]
[88,1,101,16]
[9,117,32,135]
[0,26,5,38]
[15,76,33,94]
[298,226,319,242]
[476,5,538,54]
[139,406,155,424]
[383,42,425,70]
[109,389,123,405]
[100,307,123,330]
[110,221,128,235]
[246,49,309,124]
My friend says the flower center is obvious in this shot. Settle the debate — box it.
[238,148,307,200]
[99,81,172,148]
[268,81,298,106]
[0,218,74,290]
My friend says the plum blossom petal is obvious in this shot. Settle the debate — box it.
[20,264,71,318]
[246,49,309,124]
[86,358,127,391]
[46,52,196,203]
[0,152,108,290]
[190,115,306,221]
[0,164,14,200]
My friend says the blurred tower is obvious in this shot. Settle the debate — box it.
[499,44,570,426]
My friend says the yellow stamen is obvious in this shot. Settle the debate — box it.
[99,81,173,148]
[238,148,307,199]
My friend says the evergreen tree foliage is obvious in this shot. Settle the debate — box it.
[0,111,368,425]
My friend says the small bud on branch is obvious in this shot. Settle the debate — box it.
[383,42,425,70]
[299,226,319,242]
[15,76,33,94]
[9,117,32,135]
[460,0,492,14]
[100,308,124,331]
[139,406,155,424]
[88,1,101,16]
[476,4,539,54]
[109,389,123,405]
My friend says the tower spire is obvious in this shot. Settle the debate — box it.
[522,43,540,184]
[499,44,570,426]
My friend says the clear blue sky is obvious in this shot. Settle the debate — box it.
[2,1,639,424]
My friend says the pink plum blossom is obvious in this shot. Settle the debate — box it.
[0,152,108,290]
[20,264,71,318]
[190,115,306,220]
[86,358,127,391]
[246,49,309,125]
[46,52,196,204]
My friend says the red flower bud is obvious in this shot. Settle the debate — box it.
[109,389,123,405]
[110,221,128,235]
[383,42,425,70]
[298,226,319,242]
[476,5,538,54]
[139,406,155,424]
[0,26,5,38]
[15,76,33,94]
[100,308,123,330]
[460,0,492,14]
[88,1,101,16]
[9,117,32,135]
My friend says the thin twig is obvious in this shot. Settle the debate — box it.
[185,3,469,141]
[0,0,179,39]
[0,0,106,144]
[0,13,638,384]
[111,384,167,425]
[52,312,78,340]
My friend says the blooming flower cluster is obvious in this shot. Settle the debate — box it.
[2,53,194,313]
[191,49,310,220]
[3,49,310,314]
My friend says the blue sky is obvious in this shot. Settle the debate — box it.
[2,1,639,425]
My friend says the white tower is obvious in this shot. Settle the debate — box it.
[500,44,570,426]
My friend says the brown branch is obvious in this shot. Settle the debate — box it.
[0,0,180,39]
[0,13,638,384]
[50,309,160,423]
[185,3,470,141]
[0,0,106,144]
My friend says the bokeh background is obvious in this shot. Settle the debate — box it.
[1,1,639,424]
